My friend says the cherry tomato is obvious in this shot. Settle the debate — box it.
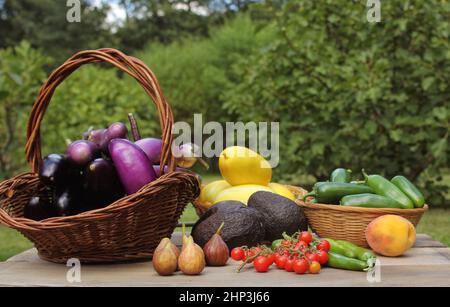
[243,249,257,263]
[317,240,331,252]
[253,256,271,273]
[284,258,295,272]
[300,231,313,244]
[293,258,309,274]
[295,240,308,251]
[309,261,321,274]
[231,247,245,261]
[275,255,287,269]
[317,250,329,265]
[266,253,275,265]
[306,252,319,263]
[281,239,291,248]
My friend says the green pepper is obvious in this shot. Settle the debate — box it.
[324,238,356,258]
[391,176,425,208]
[335,240,376,262]
[303,182,374,204]
[340,193,404,209]
[271,239,282,250]
[362,170,413,209]
[327,252,369,271]
[330,168,352,183]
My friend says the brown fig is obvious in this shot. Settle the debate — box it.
[155,237,180,259]
[203,222,229,266]
[153,238,178,276]
[178,236,205,275]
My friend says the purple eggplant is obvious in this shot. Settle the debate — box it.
[108,139,156,194]
[54,185,83,216]
[135,138,162,163]
[84,158,125,208]
[87,128,107,146]
[67,140,100,166]
[39,154,69,186]
[99,122,128,153]
[24,196,56,221]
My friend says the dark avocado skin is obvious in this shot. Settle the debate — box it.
[248,191,308,241]
[192,201,266,249]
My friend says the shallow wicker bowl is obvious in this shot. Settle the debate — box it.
[297,200,428,248]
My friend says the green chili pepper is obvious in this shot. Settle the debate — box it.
[340,193,404,209]
[327,252,370,271]
[330,168,352,183]
[271,239,282,250]
[335,240,376,262]
[324,238,356,258]
[303,182,373,204]
[362,170,413,209]
[391,176,425,208]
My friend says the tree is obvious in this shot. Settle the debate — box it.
[0,0,114,64]
[224,0,450,204]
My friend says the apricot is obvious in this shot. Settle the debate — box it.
[365,214,416,257]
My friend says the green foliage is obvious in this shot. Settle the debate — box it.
[0,42,50,177]
[224,0,450,204]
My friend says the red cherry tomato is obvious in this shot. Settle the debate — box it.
[306,252,319,263]
[317,240,331,252]
[284,258,295,272]
[243,249,257,263]
[299,231,313,244]
[317,250,329,265]
[295,241,308,251]
[309,261,321,274]
[253,256,271,273]
[281,239,291,248]
[275,255,288,269]
[231,247,245,261]
[293,258,309,274]
[266,253,275,265]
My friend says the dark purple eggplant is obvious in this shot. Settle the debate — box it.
[39,154,71,186]
[109,139,156,194]
[24,196,56,221]
[135,138,162,164]
[54,185,83,216]
[66,140,100,166]
[84,158,125,208]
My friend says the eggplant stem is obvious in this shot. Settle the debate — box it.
[127,113,141,141]
[197,158,209,170]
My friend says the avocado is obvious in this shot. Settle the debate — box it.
[191,200,266,249]
[247,191,307,241]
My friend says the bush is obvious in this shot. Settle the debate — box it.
[224,0,450,204]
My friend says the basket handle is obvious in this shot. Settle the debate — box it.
[25,48,176,173]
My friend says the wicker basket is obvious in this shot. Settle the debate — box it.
[193,184,309,217]
[0,48,200,263]
[297,200,428,248]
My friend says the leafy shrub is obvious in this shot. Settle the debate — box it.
[224,0,450,204]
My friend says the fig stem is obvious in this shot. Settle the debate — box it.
[215,222,225,236]
[127,113,141,141]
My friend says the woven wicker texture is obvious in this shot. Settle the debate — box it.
[297,201,428,248]
[0,48,200,263]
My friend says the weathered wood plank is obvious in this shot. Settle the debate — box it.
[2,233,449,287]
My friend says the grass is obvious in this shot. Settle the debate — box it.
[1,173,448,261]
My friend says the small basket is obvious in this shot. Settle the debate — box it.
[297,200,428,248]
[193,185,309,217]
[0,48,200,263]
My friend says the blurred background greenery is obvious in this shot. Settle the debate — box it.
[0,0,449,259]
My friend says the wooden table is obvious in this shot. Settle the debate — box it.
[0,234,449,287]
